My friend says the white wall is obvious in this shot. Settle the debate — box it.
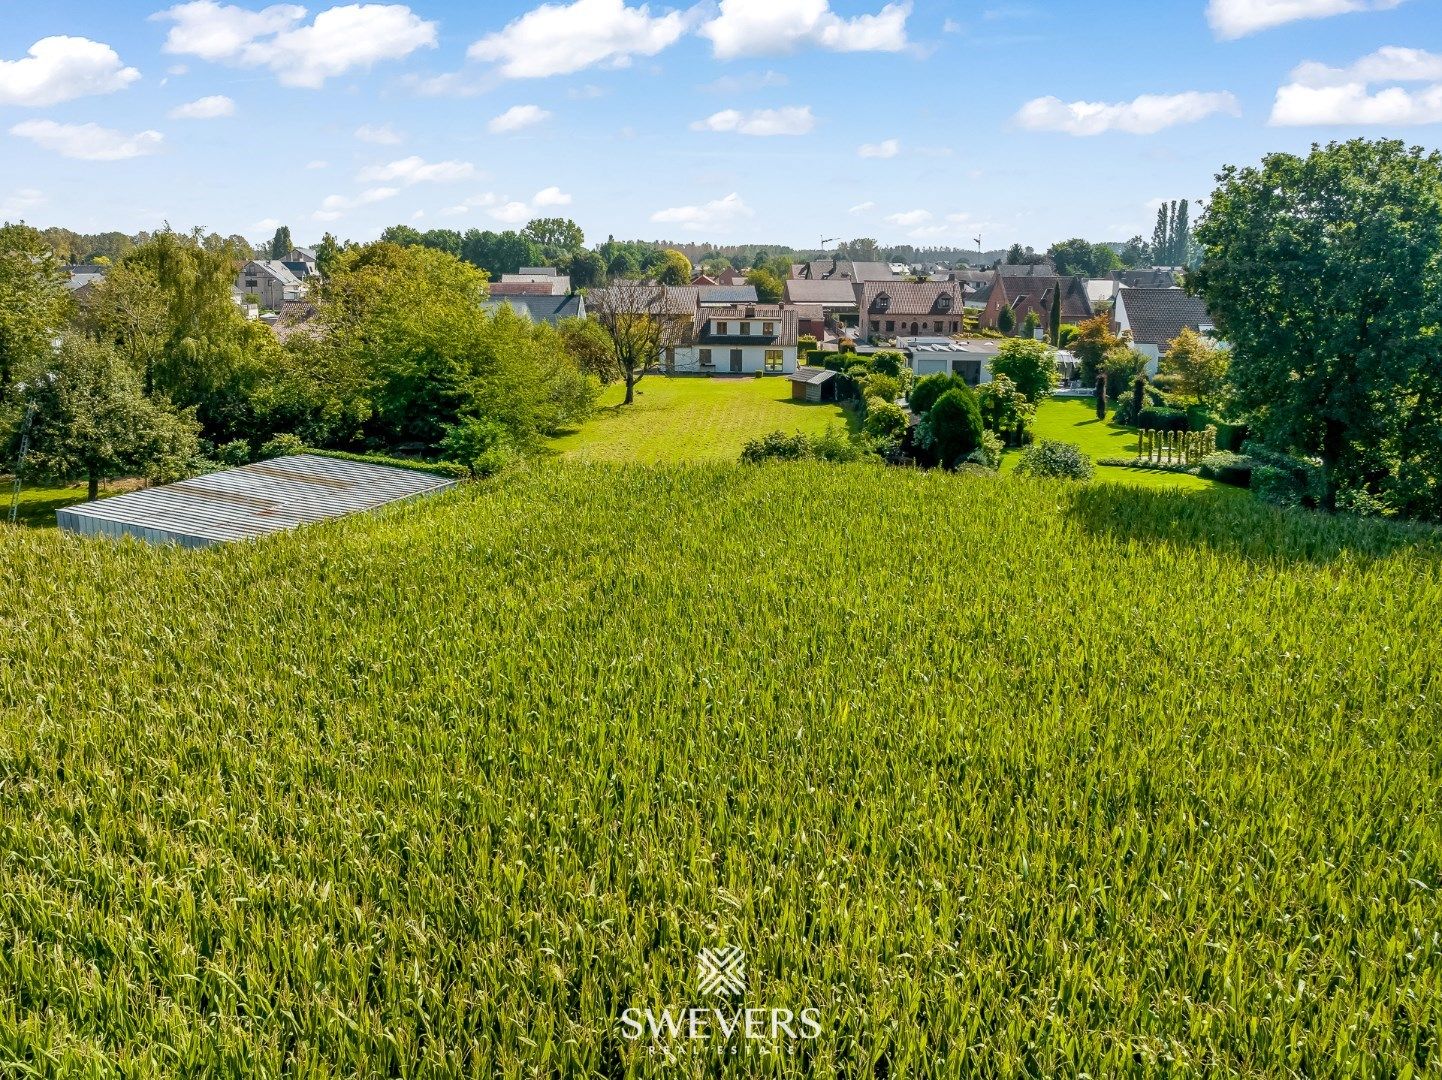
[668,345,797,375]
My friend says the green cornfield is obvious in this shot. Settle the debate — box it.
[2,462,1440,1077]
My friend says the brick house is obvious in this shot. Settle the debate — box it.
[855,281,966,342]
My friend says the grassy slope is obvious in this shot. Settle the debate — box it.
[548,375,853,463]
[1,463,1439,1076]
[1004,396,1217,491]
[0,480,131,529]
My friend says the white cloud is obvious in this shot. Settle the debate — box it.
[0,36,140,107]
[10,120,163,161]
[313,185,399,220]
[1014,91,1240,135]
[357,155,477,183]
[441,193,499,215]
[168,94,236,119]
[355,123,405,145]
[489,200,533,224]
[1271,47,1442,124]
[886,208,931,227]
[154,1,437,89]
[650,192,755,232]
[468,0,688,78]
[0,188,47,217]
[858,137,899,158]
[700,0,912,59]
[700,69,788,93]
[533,185,572,207]
[691,106,815,135]
[1207,0,1404,39]
[849,201,875,213]
[488,104,553,133]
[306,159,329,169]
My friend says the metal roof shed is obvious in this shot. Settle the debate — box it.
[55,454,458,548]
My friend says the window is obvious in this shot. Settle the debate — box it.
[885,320,895,332]
[245,278,259,288]
[715,321,728,335]
[763,321,775,335]
[870,320,880,332]
[700,348,714,367]
[740,322,752,336]
[765,350,784,371]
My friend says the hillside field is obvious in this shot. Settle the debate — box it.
[1,462,1439,1076]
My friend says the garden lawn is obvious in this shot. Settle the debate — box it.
[548,375,852,463]
[0,478,131,529]
[1003,395,1219,492]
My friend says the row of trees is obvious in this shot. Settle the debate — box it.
[1,224,605,498]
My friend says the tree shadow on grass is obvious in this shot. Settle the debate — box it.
[1065,482,1442,566]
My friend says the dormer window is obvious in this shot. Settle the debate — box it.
[935,295,953,313]
[873,293,891,313]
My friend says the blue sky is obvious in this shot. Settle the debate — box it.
[0,0,1437,251]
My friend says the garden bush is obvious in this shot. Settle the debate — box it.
[965,431,1005,471]
[862,398,908,442]
[1016,439,1095,481]
[216,440,252,467]
[909,373,966,416]
[1198,452,1256,488]
[258,433,306,460]
[1136,406,1189,432]
[929,386,985,469]
[740,431,812,463]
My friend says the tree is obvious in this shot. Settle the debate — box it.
[317,242,596,447]
[315,232,343,278]
[589,280,686,406]
[269,226,293,259]
[1022,311,1040,339]
[909,372,965,415]
[991,338,1059,403]
[557,316,618,382]
[1048,286,1063,346]
[746,267,783,303]
[1160,327,1229,406]
[975,373,1033,444]
[653,250,692,287]
[1069,313,1121,386]
[461,230,541,278]
[0,223,71,391]
[4,334,199,501]
[1152,200,1193,268]
[996,303,1016,336]
[1119,236,1151,268]
[1048,238,1124,278]
[567,249,606,290]
[929,386,984,468]
[1192,139,1442,513]
[82,264,169,395]
[522,218,584,257]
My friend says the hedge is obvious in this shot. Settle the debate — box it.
[305,449,471,480]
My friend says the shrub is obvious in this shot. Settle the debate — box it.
[1112,396,1138,427]
[909,372,966,416]
[1244,443,1326,509]
[930,386,985,469]
[304,449,470,479]
[844,362,870,381]
[440,417,514,478]
[217,440,252,467]
[1198,452,1256,487]
[869,350,906,379]
[1151,373,1186,395]
[1137,406,1189,432]
[258,433,306,460]
[797,335,818,357]
[740,431,812,463]
[805,349,830,369]
[863,373,902,406]
[966,430,1005,471]
[809,424,866,463]
[1057,323,1079,347]
[1016,440,1095,481]
[862,398,908,442]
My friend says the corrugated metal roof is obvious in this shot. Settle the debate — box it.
[56,454,457,548]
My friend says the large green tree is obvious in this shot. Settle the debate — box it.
[0,223,70,390]
[522,218,584,258]
[991,338,1060,403]
[1191,139,1442,513]
[269,226,293,260]
[4,334,199,501]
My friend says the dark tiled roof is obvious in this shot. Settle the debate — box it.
[858,281,964,317]
[1112,269,1179,288]
[698,285,759,304]
[848,261,899,282]
[1117,288,1212,347]
[489,281,560,296]
[997,262,1057,277]
[784,279,858,305]
[993,275,1093,320]
[483,294,585,324]
[695,305,798,346]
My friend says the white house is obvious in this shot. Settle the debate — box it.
[1111,287,1214,374]
[898,336,998,386]
[664,304,799,375]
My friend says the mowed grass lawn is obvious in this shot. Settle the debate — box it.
[1003,395,1220,492]
[0,479,134,529]
[549,375,853,463]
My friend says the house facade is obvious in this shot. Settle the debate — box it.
[238,260,307,311]
[664,305,799,375]
[979,273,1093,333]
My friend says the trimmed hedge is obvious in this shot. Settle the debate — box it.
[1197,452,1255,488]
[305,449,471,480]
[1136,406,1189,432]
